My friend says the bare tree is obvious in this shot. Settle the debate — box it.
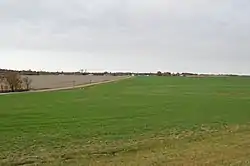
[0,75,4,82]
[79,69,84,73]
[0,75,4,92]
[22,76,32,90]
[4,72,22,92]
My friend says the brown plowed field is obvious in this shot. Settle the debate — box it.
[22,75,124,90]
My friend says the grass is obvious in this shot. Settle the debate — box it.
[1,76,250,165]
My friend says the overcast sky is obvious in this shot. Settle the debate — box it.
[1,0,250,74]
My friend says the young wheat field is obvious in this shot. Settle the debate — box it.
[1,76,250,165]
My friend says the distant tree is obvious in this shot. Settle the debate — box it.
[163,72,171,76]
[22,76,32,90]
[79,69,84,73]
[0,75,4,92]
[157,71,162,76]
[0,75,4,83]
[4,72,22,92]
[103,71,109,75]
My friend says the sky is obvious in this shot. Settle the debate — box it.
[0,0,250,74]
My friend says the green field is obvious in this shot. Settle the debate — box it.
[1,76,250,165]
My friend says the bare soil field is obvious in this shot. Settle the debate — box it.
[22,75,125,90]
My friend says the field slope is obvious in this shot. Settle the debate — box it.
[1,76,250,165]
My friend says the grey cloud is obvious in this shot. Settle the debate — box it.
[0,0,250,73]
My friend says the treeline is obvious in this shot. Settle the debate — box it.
[0,69,197,77]
[0,72,32,93]
[0,69,132,76]
[0,69,241,77]
[0,69,138,76]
